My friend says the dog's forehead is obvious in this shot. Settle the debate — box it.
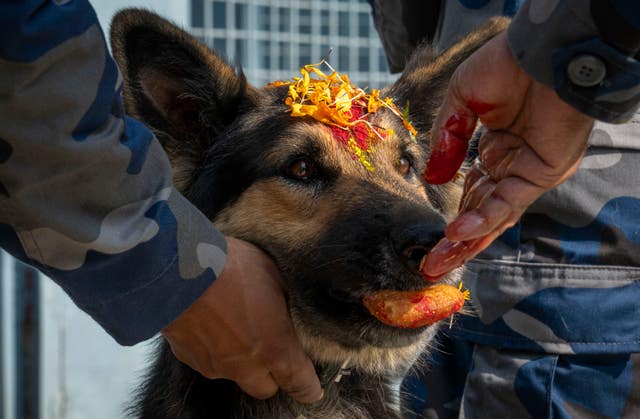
[244,76,422,169]
[247,101,418,173]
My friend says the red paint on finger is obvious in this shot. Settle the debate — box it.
[424,130,468,184]
[466,100,495,116]
[444,112,476,138]
[425,110,476,185]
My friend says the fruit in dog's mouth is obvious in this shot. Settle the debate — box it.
[363,284,469,328]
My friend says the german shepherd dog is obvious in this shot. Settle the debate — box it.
[110,10,507,419]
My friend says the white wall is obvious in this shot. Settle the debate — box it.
[1,250,151,419]
[1,253,16,419]
[40,277,155,419]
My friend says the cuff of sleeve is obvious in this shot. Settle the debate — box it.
[75,190,228,346]
[508,0,640,123]
[82,255,219,346]
[551,38,640,123]
[60,191,229,346]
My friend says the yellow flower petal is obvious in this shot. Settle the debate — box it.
[276,60,419,170]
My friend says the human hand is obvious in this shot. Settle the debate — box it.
[162,236,323,403]
[421,31,594,278]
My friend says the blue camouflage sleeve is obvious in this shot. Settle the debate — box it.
[0,0,227,345]
[508,0,640,123]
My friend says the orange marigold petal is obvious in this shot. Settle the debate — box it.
[277,61,419,170]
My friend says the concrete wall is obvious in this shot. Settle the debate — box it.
[1,251,157,419]
[39,273,156,419]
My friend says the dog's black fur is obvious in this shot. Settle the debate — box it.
[110,10,508,418]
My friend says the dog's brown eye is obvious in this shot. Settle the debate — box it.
[287,159,316,181]
[398,156,412,176]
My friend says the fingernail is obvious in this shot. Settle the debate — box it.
[448,212,487,239]
[423,271,445,283]
[422,238,468,276]
[444,112,475,138]
[420,253,443,282]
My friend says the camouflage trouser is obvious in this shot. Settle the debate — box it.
[402,115,640,419]
[403,337,640,419]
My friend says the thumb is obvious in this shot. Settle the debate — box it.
[424,66,490,185]
[424,30,523,185]
[273,354,323,404]
[265,338,323,404]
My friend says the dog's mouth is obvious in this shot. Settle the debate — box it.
[281,225,459,350]
[292,266,464,348]
[323,273,466,329]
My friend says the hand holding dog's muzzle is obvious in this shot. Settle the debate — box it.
[422,31,594,277]
[162,237,323,404]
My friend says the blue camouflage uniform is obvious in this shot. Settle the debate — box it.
[372,0,640,417]
[0,0,228,346]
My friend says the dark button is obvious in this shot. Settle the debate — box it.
[567,55,606,87]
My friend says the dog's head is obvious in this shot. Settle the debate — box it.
[111,11,507,374]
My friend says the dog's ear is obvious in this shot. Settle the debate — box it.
[388,17,509,143]
[110,9,256,186]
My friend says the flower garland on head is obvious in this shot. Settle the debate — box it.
[269,57,417,171]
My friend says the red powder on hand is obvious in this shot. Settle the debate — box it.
[467,100,495,116]
[424,129,468,184]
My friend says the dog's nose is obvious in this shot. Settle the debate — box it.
[393,224,446,275]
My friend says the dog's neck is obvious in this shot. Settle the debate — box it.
[238,362,403,419]
[135,341,405,419]
[317,358,353,387]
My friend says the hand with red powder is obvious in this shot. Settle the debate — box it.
[422,31,594,277]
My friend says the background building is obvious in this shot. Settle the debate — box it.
[91,0,398,88]
[1,1,397,418]
[189,0,397,88]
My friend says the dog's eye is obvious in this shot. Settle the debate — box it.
[286,159,316,181]
[398,156,412,177]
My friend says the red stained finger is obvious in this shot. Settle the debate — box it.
[466,100,496,116]
[424,129,470,184]
[421,232,500,277]
[444,112,476,138]
[425,105,485,185]
[421,237,479,277]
